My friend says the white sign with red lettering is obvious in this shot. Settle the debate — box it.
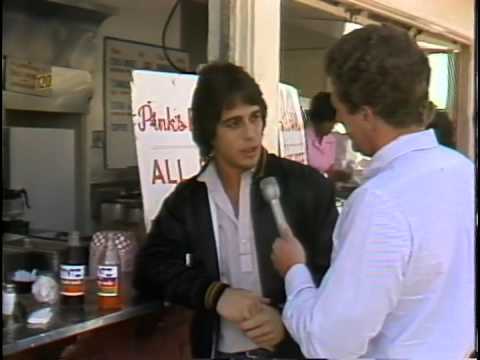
[278,84,307,164]
[131,71,201,232]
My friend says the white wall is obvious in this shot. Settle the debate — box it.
[10,127,76,232]
[280,17,344,99]
[281,49,328,98]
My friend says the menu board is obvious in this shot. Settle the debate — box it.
[104,37,189,169]
[278,84,307,164]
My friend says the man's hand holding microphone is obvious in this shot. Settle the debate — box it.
[272,224,306,277]
[260,177,307,277]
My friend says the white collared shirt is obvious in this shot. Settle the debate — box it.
[198,162,263,353]
[283,130,475,359]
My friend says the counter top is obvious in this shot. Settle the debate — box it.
[2,274,164,356]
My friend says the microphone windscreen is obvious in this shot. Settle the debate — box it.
[260,177,281,202]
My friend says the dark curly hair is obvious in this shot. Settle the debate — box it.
[191,62,267,160]
[326,24,430,128]
[309,92,336,125]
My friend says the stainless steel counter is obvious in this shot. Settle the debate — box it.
[2,275,164,356]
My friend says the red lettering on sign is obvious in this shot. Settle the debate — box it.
[152,159,166,184]
[152,159,186,185]
[138,101,155,132]
[165,159,177,184]
[136,102,190,133]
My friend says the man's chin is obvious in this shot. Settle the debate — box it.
[241,160,259,171]
[238,155,260,171]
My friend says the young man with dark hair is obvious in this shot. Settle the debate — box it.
[134,62,338,359]
[272,24,475,358]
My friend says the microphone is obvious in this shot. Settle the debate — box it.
[260,177,289,233]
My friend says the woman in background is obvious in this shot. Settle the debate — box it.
[305,92,351,182]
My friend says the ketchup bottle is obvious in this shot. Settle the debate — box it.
[97,237,122,310]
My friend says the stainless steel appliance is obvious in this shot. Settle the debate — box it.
[99,194,144,228]
[8,127,76,232]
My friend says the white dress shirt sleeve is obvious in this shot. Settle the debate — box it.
[283,189,412,359]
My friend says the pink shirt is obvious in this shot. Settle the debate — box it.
[305,127,336,173]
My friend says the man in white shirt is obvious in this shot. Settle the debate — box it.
[271,24,475,359]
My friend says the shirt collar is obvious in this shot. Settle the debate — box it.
[363,129,439,181]
[198,161,254,223]
[197,161,255,187]
[198,148,267,184]
[197,160,218,186]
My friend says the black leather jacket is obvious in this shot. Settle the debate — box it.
[133,152,338,358]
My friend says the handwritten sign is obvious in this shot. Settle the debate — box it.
[131,71,201,231]
[136,102,192,133]
[278,84,307,164]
